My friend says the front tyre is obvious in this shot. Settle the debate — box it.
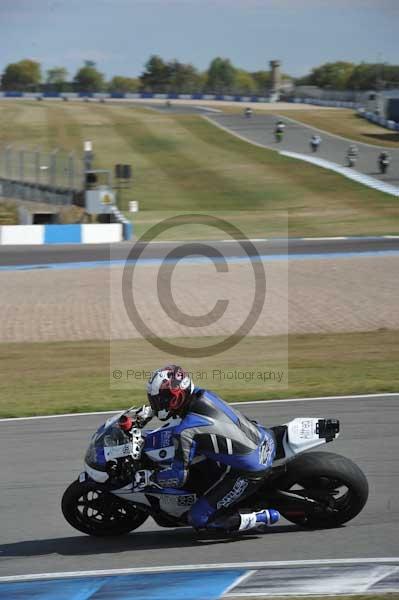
[61,480,148,536]
[277,451,368,528]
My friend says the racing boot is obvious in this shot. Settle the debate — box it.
[238,508,280,532]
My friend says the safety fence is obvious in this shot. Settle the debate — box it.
[0,146,84,205]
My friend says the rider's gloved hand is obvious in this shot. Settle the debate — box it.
[133,469,155,490]
[137,405,153,422]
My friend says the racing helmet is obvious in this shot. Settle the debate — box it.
[147,365,194,420]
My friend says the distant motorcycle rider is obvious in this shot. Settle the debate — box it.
[310,134,321,152]
[275,120,285,142]
[346,144,358,167]
[378,150,390,174]
[134,365,280,533]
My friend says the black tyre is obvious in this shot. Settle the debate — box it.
[276,451,368,528]
[61,480,149,537]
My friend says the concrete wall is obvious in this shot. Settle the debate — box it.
[0,223,132,245]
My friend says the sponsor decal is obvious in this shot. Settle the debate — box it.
[160,430,173,447]
[216,478,249,509]
[299,419,314,439]
[259,436,274,465]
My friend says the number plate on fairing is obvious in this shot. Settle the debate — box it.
[151,492,197,516]
[283,417,335,457]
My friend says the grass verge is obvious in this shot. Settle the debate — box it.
[0,330,397,418]
[277,108,399,148]
[0,100,398,237]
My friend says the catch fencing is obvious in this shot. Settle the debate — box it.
[0,146,84,205]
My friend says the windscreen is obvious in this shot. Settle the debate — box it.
[85,423,132,472]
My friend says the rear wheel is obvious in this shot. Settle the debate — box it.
[275,451,368,528]
[61,480,148,536]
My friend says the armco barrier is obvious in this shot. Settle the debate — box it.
[0,223,132,245]
[357,107,399,132]
[0,91,270,103]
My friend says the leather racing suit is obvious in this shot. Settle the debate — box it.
[153,388,276,530]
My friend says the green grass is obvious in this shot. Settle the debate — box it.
[1,330,398,418]
[277,108,399,148]
[0,100,398,238]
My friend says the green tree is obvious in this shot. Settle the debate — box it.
[73,62,105,92]
[108,76,140,93]
[306,61,355,90]
[1,59,42,91]
[140,55,171,92]
[233,69,257,94]
[168,60,201,93]
[348,63,399,90]
[46,67,68,92]
[205,57,236,93]
[251,70,271,95]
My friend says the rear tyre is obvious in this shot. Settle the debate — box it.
[61,480,148,536]
[276,451,368,528]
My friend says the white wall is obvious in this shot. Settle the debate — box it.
[81,223,122,244]
[0,225,44,245]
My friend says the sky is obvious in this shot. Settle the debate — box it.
[0,0,398,80]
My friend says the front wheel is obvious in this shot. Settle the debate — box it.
[61,480,149,536]
[275,451,368,528]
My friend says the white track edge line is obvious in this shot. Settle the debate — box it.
[222,570,258,596]
[1,558,399,583]
[1,392,398,423]
[203,115,270,150]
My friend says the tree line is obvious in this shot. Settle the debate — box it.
[0,57,287,95]
[297,61,399,91]
[1,57,399,94]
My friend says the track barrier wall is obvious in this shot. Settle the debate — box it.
[0,223,131,245]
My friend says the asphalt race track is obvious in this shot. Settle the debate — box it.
[0,395,398,578]
[1,237,399,267]
[208,113,399,186]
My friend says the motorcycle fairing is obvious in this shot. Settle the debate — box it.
[112,484,197,517]
[282,418,340,459]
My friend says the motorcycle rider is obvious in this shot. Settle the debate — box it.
[310,134,321,153]
[134,365,280,533]
[244,107,253,118]
[275,120,285,142]
[346,144,358,167]
[378,150,390,174]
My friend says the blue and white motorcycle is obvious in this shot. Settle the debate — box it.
[62,407,368,536]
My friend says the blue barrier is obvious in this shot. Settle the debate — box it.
[123,221,133,241]
[44,224,82,244]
